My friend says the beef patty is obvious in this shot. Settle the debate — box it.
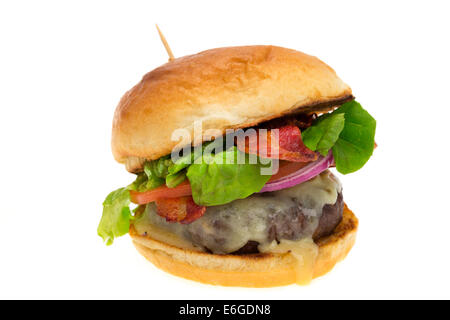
[133,170,343,254]
[233,192,343,254]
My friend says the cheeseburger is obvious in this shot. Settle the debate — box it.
[98,45,376,287]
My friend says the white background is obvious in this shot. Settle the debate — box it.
[1,1,449,299]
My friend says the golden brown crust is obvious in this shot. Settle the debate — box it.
[112,45,352,166]
[129,204,358,287]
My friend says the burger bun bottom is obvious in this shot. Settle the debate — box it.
[130,204,358,287]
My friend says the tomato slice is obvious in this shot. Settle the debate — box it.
[269,161,309,182]
[130,159,312,205]
[130,181,192,204]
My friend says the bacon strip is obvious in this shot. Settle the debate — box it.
[155,196,206,224]
[237,125,318,162]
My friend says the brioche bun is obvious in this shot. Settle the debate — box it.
[111,45,352,169]
[129,204,358,287]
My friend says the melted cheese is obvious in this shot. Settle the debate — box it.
[133,170,341,254]
[134,221,205,252]
[259,238,319,285]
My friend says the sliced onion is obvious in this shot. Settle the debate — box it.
[259,151,334,193]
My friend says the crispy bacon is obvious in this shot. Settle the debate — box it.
[180,199,207,224]
[155,196,206,224]
[237,125,318,162]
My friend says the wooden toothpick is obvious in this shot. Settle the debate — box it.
[156,24,175,62]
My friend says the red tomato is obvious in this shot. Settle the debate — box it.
[130,181,192,204]
[269,161,309,182]
[130,159,312,205]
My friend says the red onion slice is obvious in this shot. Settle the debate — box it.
[259,151,334,193]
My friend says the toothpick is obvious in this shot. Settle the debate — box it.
[156,24,175,62]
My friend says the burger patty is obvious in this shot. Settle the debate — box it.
[233,193,343,254]
[133,170,343,254]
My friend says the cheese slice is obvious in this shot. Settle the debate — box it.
[259,238,319,285]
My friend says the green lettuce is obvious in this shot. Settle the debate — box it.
[302,100,376,174]
[168,149,197,175]
[165,147,204,188]
[97,188,133,245]
[166,170,187,188]
[128,159,170,192]
[302,113,345,156]
[186,147,272,206]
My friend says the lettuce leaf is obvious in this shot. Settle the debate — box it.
[302,100,376,174]
[331,101,376,174]
[186,147,272,206]
[302,113,345,156]
[166,170,187,188]
[128,171,165,192]
[97,188,132,245]
[128,159,170,192]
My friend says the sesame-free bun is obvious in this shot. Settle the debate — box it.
[129,204,358,287]
[111,45,352,168]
